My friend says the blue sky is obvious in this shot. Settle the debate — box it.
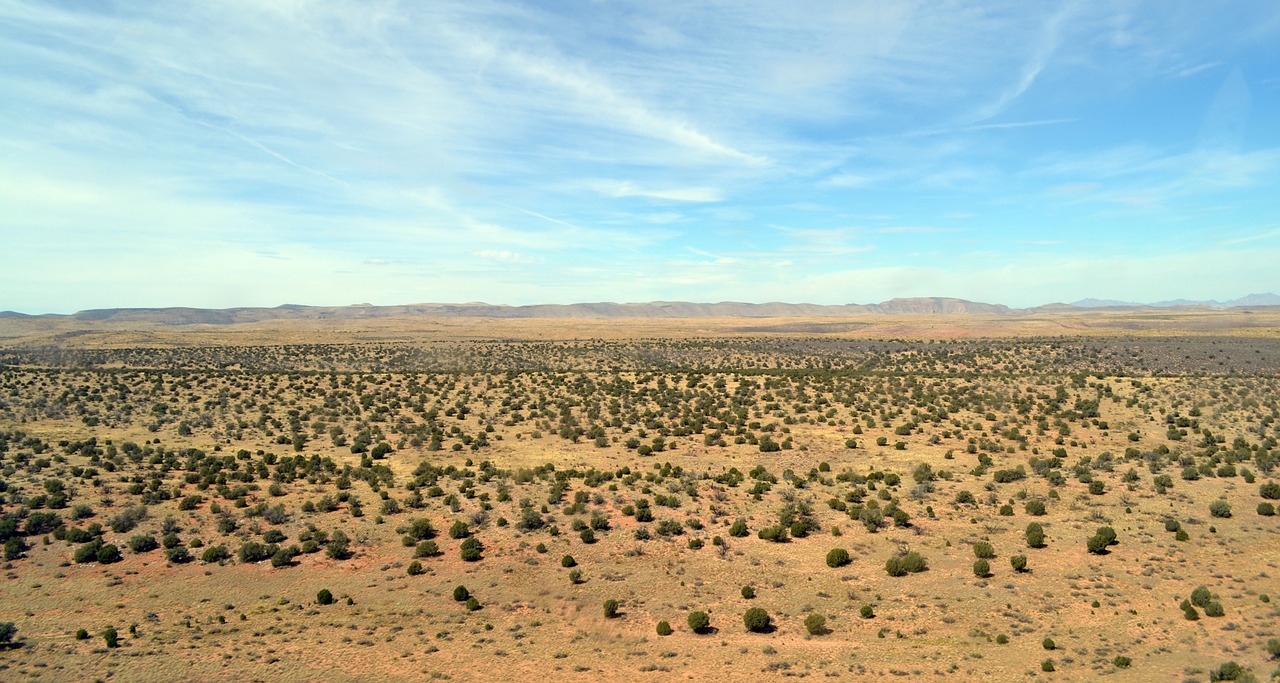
[3,1,1279,313]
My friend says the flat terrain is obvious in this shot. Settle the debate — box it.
[1,311,1278,682]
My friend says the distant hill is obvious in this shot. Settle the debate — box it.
[1069,293,1280,309]
[7,298,1010,325]
[1069,298,1140,308]
[1225,293,1280,307]
[3,294,1274,325]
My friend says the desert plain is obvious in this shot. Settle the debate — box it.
[0,309,1278,681]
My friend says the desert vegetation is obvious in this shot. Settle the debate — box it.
[0,324,1277,680]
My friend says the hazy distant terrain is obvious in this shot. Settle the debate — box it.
[3,294,1278,326]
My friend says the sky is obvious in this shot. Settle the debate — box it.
[3,1,1280,314]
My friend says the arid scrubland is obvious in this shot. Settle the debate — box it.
[0,315,1279,681]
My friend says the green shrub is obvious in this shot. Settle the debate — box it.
[804,613,827,635]
[1261,482,1280,500]
[1209,500,1232,518]
[741,586,755,599]
[404,517,435,541]
[238,541,274,563]
[317,589,334,605]
[406,560,424,575]
[1258,502,1276,516]
[452,585,470,602]
[326,530,351,560]
[270,546,298,568]
[656,620,672,636]
[1164,519,1181,532]
[65,527,94,544]
[103,625,119,648]
[900,550,927,573]
[127,535,158,553]
[1191,586,1213,607]
[1086,534,1109,554]
[603,599,620,619]
[459,537,483,562]
[201,545,230,563]
[825,548,850,568]
[860,605,875,619]
[1209,661,1245,681]
[1024,500,1046,516]
[687,610,710,633]
[96,544,122,564]
[1042,636,1055,650]
[73,540,102,564]
[1025,522,1045,548]
[756,525,788,542]
[995,634,1009,644]
[743,607,770,632]
[1041,659,1054,672]
[1087,526,1116,554]
[886,550,928,577]
[655,519,683,536]
[1010,555,1028,572]
[465,597,480,612]
[728,520,748,537]
[973,559,990,577]
[1113,655,1131,668]
[972,541,995,559]
[3,537,26,561]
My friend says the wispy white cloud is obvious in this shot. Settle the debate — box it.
[588,180,723,203]
[1220,228,1280,246]
[685,247,737,265]
[1174,61,1223,78]
[820,174,874,188]
[967,4,1075,122]
[902,118,1077,139]
[1029,146,1280,211]
[474,249,543,264]
[878,226,958,235]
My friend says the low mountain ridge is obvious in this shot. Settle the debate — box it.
[1070,293,1280,309]
[4,294,1274,325]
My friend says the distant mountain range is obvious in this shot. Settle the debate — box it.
[1068,293,1280,308]
[2,294,1277,325]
